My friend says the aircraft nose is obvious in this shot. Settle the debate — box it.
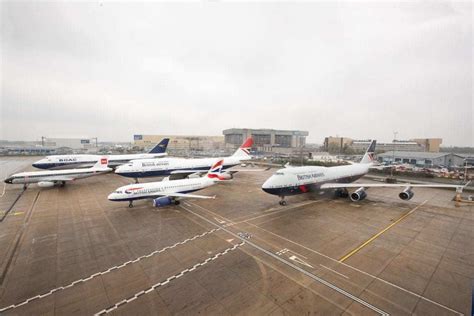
[4,177,13,184]
[107,193,116,201]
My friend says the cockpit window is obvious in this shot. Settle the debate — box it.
[275,172,284,176]
[115,190,122,194]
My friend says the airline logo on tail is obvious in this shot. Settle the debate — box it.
[207,160,226,180]
[232,137,253,158]
[101,158,108,165]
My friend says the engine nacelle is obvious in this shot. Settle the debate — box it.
[38,181,55,188]
[350,188,367,202]
[218,172,233,180]
[153,197,173,207]
[399,187,414,200]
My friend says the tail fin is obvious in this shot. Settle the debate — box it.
[231,137,253,159]
[92,157,109,169]
[148,138,170,154]
[360,140,376,164]
[207,159,225,180]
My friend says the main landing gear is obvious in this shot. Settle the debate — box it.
[174,200,180,205]
[279,196,287,206]
[128,201,134,208]
[334,188,349,198]
[60,181,66,187]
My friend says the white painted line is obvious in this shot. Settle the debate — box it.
[320,264,349,279]
[94,242,245,315]
[0,228,221,313]
[180,204,389,316]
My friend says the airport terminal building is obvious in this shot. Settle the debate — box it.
[378,151,469,167]
[223,128,308,154]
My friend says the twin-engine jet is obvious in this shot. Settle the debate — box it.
[4,158,112,189]
[32,138,170,170]
[108,159,229,208]
[114,137,255,181]
[262,140,469,205]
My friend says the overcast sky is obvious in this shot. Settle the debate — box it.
[1,1,472,146]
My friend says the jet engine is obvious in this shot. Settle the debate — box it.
[350,188,367,202]
[219,172,233,180]
[37,181,55,188]
[153,197,173,207]
[399,187,414,200]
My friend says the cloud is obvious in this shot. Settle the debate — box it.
[1,1,472,146]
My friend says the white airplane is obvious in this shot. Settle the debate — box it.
[262,140,469,205]
[4,158,112,189]
[114,137,255,181]
[32,138,170,170]
[108,159,229,208]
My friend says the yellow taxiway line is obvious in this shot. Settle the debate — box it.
[338,200,428,263]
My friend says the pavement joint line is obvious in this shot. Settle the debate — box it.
[0,227,221,313]
[243,209,464,316]
[94,242,245,315]
[181,204,389,316]
[338,200,428,263]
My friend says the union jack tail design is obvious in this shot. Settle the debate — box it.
[207,160,226,180]
[231,137,253,158]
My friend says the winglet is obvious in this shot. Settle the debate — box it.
[148,138,170,154]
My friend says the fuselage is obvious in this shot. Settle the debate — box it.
[115,156,245,178]
[108,177,215,202]
[4,167,112,184]
[262,163,370,196]
[32,153,167,170]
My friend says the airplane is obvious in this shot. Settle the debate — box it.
[4,157,112,189]
[114,137,255,181]
[108,159,229,208]
[32,138,170,170]
[262,140,470,205]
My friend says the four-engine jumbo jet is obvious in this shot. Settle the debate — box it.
[4,158,112,189]
[262,140,469,205]
[108,159,229,208]
[114,137,255,181]
[32,138,170,170]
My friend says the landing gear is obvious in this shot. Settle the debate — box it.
[335,188,349,198]
[60,181,66,187]
[23,184,28,190]
[128,201,134,208]
[134,178,139,184]
[174,200,180,205]
[279,196,287,206]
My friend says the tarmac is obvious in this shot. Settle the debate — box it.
[0,156,472,315]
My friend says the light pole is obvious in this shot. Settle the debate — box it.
[390,131,398,178]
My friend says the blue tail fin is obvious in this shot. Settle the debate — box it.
[148,138,170,154]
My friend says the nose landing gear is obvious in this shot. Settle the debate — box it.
[128,201,134,208]
[279,196,287,206]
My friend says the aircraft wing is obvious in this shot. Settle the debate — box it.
[151,192,215,200]
[320,182,468,190]
[168,169,209,180]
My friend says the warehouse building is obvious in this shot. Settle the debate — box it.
[378,151,467,167]
[324,136,442,153]
[223,128,308,153]
[42,137,98,151]
[133,135,224,152]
